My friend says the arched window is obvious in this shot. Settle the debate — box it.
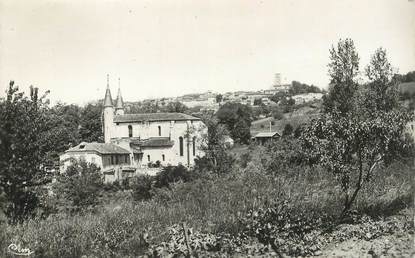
[128,125,133,137]
[162,154,165,161]
[158,126,161,136]
[179,136,184,156]
[193,136,196,156]
[147,155,150,162]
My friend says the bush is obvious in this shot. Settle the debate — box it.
[154,165,193,188]
[52,160,103,213]
[130,175,154,201]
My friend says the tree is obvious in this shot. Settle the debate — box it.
[196,113,234,174]
[282,124,293,136]
[271,106,284,120]
[302,41,414,215]
[216,102,252,144]
[215,94,223,103]
[253,98,263,106]
[270,91,287,104]
[363,48,399,112]
[289,81,321,95]
[323,38,360,114]
[79,103,104,142]
[53,159,103,213]
[165,101,188,113]
[301,111,413,215]
[0,82,51,223]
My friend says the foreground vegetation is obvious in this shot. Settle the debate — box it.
[1,38,415,257]
[0,151,413,257]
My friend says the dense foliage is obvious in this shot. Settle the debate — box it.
[216,102,252,144]
[0,82,51,223]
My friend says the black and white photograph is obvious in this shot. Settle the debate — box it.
[0,0,414,257]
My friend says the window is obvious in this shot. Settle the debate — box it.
[128,125,133,137]
[111,156,114,165]
[193,137,196,156]
[158,126,161,136]
[115,155,119,164]
[147,155,150,162]
[125,155,128,163]
[162,154,165,161]
[179,137,184,156]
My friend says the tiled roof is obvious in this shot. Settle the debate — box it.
[113,112,200,123]
[66,142,130,154]
[253,132,280,138]
[133,137,174,147]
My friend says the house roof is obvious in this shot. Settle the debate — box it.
[253,132,280,138]
[131,137,174,148]
[113,112,200,123]
[66,142,130,155]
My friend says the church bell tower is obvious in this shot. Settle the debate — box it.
[115,78,125,115]
[103,74,114,143]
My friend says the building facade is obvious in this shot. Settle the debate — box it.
[102,81,205,169]
[60,76,206,181]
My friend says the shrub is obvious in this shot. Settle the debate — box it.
[52,160,103,213]
[130,175,154,201]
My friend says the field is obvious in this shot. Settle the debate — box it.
[1,144,413,257]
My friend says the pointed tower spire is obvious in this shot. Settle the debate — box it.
[104,74,113,107]
[115,77,125,115]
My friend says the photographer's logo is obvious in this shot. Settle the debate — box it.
[7,244,34,256]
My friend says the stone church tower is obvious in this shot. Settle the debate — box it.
[115,78,125,116]
[103,74,114,143]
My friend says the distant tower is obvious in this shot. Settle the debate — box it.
[115,78,125,115]
[103,74,114,143]
[274,73,282,86]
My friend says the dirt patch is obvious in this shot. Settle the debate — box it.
[317,210,414,258]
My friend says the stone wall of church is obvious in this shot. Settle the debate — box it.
[108,120,205,167]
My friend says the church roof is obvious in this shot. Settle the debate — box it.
[115,88,124,110]
[104,88,113,107]
[113,112,200,123]
[66,142,130,155]
[136,137,174,147]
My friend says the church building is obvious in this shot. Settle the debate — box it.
[60,76,205,182]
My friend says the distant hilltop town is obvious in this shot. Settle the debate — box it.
[124,73,325,113]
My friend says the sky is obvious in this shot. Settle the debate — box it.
[0,0,414,105]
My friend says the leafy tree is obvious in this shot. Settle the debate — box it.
[289,81,321,95]
[215,94,223,103]
[282,124,294,136]
[79,103,104,142]
[154,165,194,188]
[130,175,154,201]
[0,82,51,223]
[301,111,413,214]
[216,102,252,144]
[302,41,414,215]
[44,103,82,162]
[165,101,188,113]
[271,106,284,120]
[270,91,287,104]
[232,119,251,144]
[363,48,399,112]
[323,38,360,114]
[253,98,263,106]
[196,114,234,174]
[53,159,103,213]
